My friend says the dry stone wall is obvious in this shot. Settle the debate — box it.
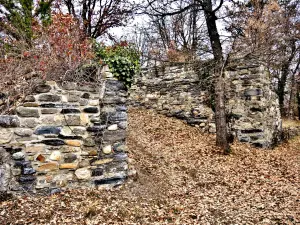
[225,57,282,148]
[0,72,129,194]
[130,65,216,133]
[130,57,282,148]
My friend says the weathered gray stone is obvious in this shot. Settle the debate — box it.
[244,89,262,97]
[64,153,77,163]
[0,129,13,144]
[94,177,126,186]
[14,160,31,168]
[65,115,81,126]
[14,128,33,137]
[114,153,128,161]
[11,168,21,176]
[103,97,126,104]
[102,145,112,154]
[77,85,98,92]
[103,130,126,142]
[20,118,40,128]
[79,160,90,168]
[90,116,100,123]
[68,92,81,102]
[15,136,37,142]
[58,82,77,90]
[83,138,96,147]
[34,84,51,93]
[87,125,106,132]
[116,105,127,112]
[35,126,61,135]
[38,94,61,102]
[24,95,35,102]
[79,98,89,106]
[17,107,40,118]
[12,152,25,160]
[40,115,64,126]
[106,80,126,91]
[118,121,127,129]
[19,175,36,183]
[108,124,118,131]
[75,168,91,180]
[41,108,60,114]
[101,106,116,114]
[101,111,127,122]
[72,127,87,135]
[113,143,128,152]
[0,116,20,128]
[22,167,36,175]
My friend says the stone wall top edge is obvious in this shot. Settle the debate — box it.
[141,62,195,71]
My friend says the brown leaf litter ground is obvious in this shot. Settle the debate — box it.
[0,108,299,224]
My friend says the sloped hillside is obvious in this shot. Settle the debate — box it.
[0,108,299,224]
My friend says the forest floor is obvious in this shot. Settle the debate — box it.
[0,108,299,224]
[282,118,300,128]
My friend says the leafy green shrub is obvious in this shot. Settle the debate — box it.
[94,41,140,88]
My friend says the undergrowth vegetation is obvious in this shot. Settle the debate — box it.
[0,13,94,113]
[94,41,140,88]
[0,12,140,113]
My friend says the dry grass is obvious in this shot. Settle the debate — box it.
[0,108,299,224]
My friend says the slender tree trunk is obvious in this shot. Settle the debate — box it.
[277,40,296,117]
[288,73,296,119]
[278,64,289,116]
[297,87,300,120]
[214,71,229,151]
[288,58,300,119]
[191,0,198,58]
[203,0,229,152]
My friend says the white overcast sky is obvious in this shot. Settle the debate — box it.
[109,0,231,47]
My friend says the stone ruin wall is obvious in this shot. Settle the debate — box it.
[0,70,129,194]
[225,57,282,147]
[130,65,216,133]
[130,57,282,148]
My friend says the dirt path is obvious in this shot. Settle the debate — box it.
[0,108,299,224]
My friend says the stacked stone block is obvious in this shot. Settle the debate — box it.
[225,56,282,148]
[0,73,129,194]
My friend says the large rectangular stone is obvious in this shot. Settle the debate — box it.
[0,116,20,127]
[17,107,40,118]
[103,130,126,142]
[38,94,61,102]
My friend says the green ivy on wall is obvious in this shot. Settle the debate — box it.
[94,41,140,88]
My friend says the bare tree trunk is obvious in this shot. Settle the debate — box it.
[288,57,300,119]
[277,40,296,117]
[191,0,198,58]
[297,89,300,120]
[215,71,229,151]
[203,0,229,152]
[278,63,289,116]
[288,73,296,119]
